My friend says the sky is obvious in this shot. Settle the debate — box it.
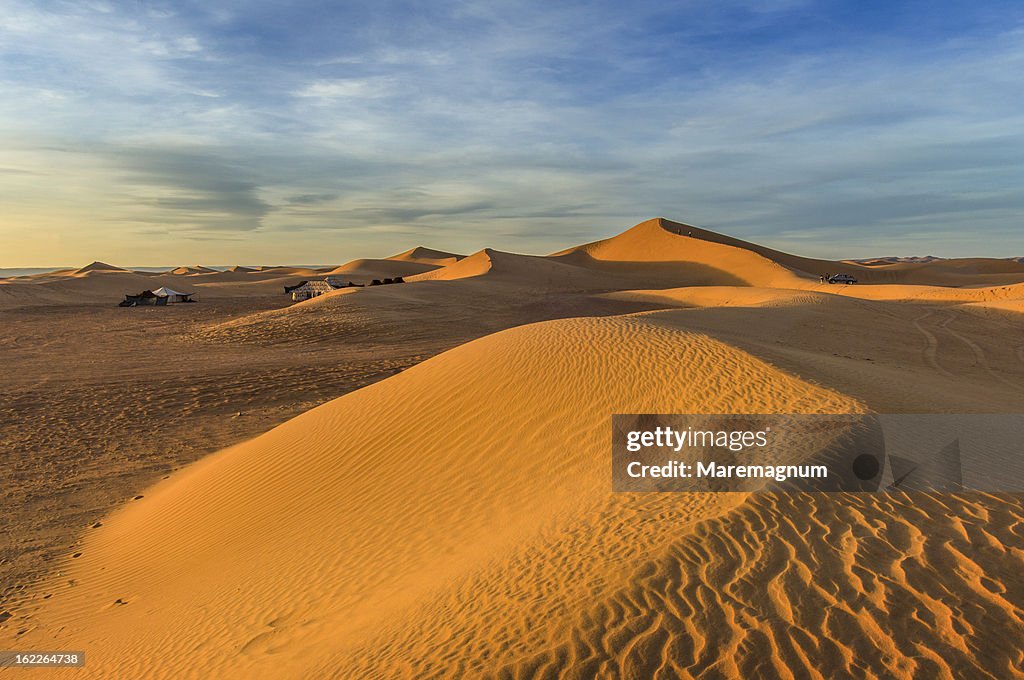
[1,0,1023,266]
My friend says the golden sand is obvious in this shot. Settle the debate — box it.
[2,218,1022,678]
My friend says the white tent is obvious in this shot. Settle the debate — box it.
[290,280,335,301]
[152,286,194,303]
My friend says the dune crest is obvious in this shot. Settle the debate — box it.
[326,258,438,280]
[408,247,611,287]
[14,314,860,678]
[553,218,816,283]
[556,218,1024,287]
[169,265,216,275]
[73,261,126,275]
[388,246,465,266]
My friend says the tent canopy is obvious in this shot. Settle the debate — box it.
[152,287,192,297]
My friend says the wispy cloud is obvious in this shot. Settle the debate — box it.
[294,77,398,100]
[1,0,1023,264]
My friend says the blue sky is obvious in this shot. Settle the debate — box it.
[1,0,1022,265]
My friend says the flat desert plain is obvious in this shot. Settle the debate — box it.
[2,218,1023,679]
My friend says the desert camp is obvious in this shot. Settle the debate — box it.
[288,280,336,301]
[151,287,194,303]
[119,287,194,306]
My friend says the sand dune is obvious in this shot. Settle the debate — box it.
[11,314,862,679]
[608,280,1024,321]
[556,218,1024,287]
[388,245,465,266]
[407,247,630,289]
[4,218,1024,678]
[0,270,162,308]
[325,258,439,282]
[168,265,217,275]
[73,261,126,274]
[552,218,814,288]
[606,286,831,309]
[970,297,1024,314]
[407,243,769,291]
[12,304,1024,678]
[850,255,943,265]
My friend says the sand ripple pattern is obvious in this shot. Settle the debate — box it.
[8,315,859,679]
[344,492,1024,679]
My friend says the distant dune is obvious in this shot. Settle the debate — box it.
[388,245,465,266]
[849,255,943,265]
[73,261,126,275]
[407,247,627,289]
[5,218,1024,310]
[0,264,327,309]
[169,265,217,275]
[325,257,438,282]
[554,217,1024,286]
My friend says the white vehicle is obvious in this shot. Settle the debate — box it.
[827,273,857,285]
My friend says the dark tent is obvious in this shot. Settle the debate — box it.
[120,290,166,307]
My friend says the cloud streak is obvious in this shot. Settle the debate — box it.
[1,0,1023,264]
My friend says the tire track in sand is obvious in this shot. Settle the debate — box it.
[912,311,953,377]
[938,310,1024,393]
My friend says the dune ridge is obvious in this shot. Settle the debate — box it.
[12,314,863,679]
[388,246,465,266]
[169,265,217,275]
[555,218,1024,287]
[325,258,438,280]
[73,261,126,275]
[408,247,626,289]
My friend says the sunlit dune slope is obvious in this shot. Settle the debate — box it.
[388,246,465,266]
[325,257,439,281]
[555,218,1024,287]
[810,280,1024,304]
[606,286,832,309]
[18,314,860,679]
[406,243,781,290]
[407,247,634,289]
[552,218,813,288]
[73,261,126,274]
[606,281,1024,316]
[15,305,1024,679]
[633,292,1024,414]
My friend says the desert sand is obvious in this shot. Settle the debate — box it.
[1,218,1023,678]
